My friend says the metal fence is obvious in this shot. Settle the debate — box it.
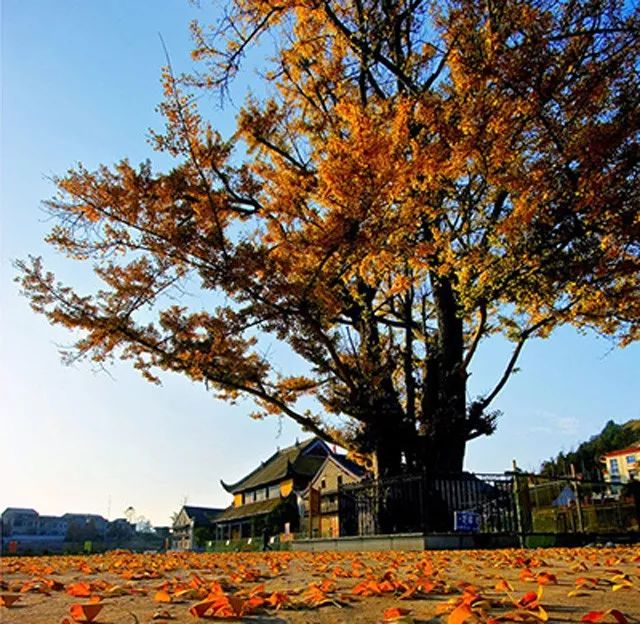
[338,472,640,538]
[524,474,639,535]
[338,472,518,536]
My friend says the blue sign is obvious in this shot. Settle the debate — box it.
[454,511,480,533]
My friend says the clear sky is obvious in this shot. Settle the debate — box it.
[1,0,638,527]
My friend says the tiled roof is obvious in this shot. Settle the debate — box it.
[294,455,329,478]
[221,437,329,493]
[603,445,640,458]
[332,454,367,478]
[183,506,224,526]
[214,498,284,523]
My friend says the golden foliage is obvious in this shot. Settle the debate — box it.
[17,0,640,472]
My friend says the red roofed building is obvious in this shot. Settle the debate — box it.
[601,444,640,486]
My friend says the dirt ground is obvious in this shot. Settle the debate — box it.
[1,546,639,623]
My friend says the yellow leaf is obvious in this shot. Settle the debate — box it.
[154,589,172,602]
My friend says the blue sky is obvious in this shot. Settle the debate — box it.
[1,0,638,526]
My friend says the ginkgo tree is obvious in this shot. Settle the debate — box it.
[18,0,639,477]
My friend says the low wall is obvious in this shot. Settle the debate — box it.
[292,533,425,552]
[291,532,519,552]
[424,533,518,550]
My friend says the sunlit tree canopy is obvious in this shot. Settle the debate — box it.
[18,0,639,475]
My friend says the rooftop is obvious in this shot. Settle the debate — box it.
[1,507,38,516]
[602,445,640,458]
[181,505,224,527]
[331,453,368,478]
[214,498,284,523]
[220,437,330,494]
[61,513,108,521]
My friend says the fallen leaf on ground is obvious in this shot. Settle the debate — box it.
[383,606,413,622]
[69,602,103,623]
[154,589,172,602]
[153,609,174,620]
[0,594,20,607]
[582,610,628,624]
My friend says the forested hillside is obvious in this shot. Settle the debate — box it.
[540,420,640,479]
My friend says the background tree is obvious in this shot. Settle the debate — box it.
[124,506,137,525]
[193,525,216,548]
[135,516,154,534]
[540,419,640,479]
[18,0,639,476]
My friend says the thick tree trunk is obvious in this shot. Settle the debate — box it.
[353,279,413,478]
[419,274,468,474]
[351,273,469,478]
[369,383,409,478]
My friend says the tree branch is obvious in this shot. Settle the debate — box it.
[320,0,419,93]
[478,316,555,410]
[462,300,487,371]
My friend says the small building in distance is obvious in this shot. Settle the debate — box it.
[1,508,109,540]
[62,513,109,541]
[1,508,39,536]
[38,515,70,537]
[106,518,136,541]
[171,505,223,551]
[601,444,640,488]
[0,508,118,554]
[215,437,332,541]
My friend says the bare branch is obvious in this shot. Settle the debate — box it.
[478,316,556,410]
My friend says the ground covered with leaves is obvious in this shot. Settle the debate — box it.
[1,547,639,623]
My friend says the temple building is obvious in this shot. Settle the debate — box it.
[214,437,332,541]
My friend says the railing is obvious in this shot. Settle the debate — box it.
[524,474,639,535]
[338,471,640,538]
[338,472,518,537]
[320,499,339,514]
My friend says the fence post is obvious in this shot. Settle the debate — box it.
[511,460,533,547]
[570,464,585,534]
[512,460,524,547]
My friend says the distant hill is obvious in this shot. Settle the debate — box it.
[539,419,640,480]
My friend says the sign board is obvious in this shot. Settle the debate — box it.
[454,511,480,533]
[83,540,93,554]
